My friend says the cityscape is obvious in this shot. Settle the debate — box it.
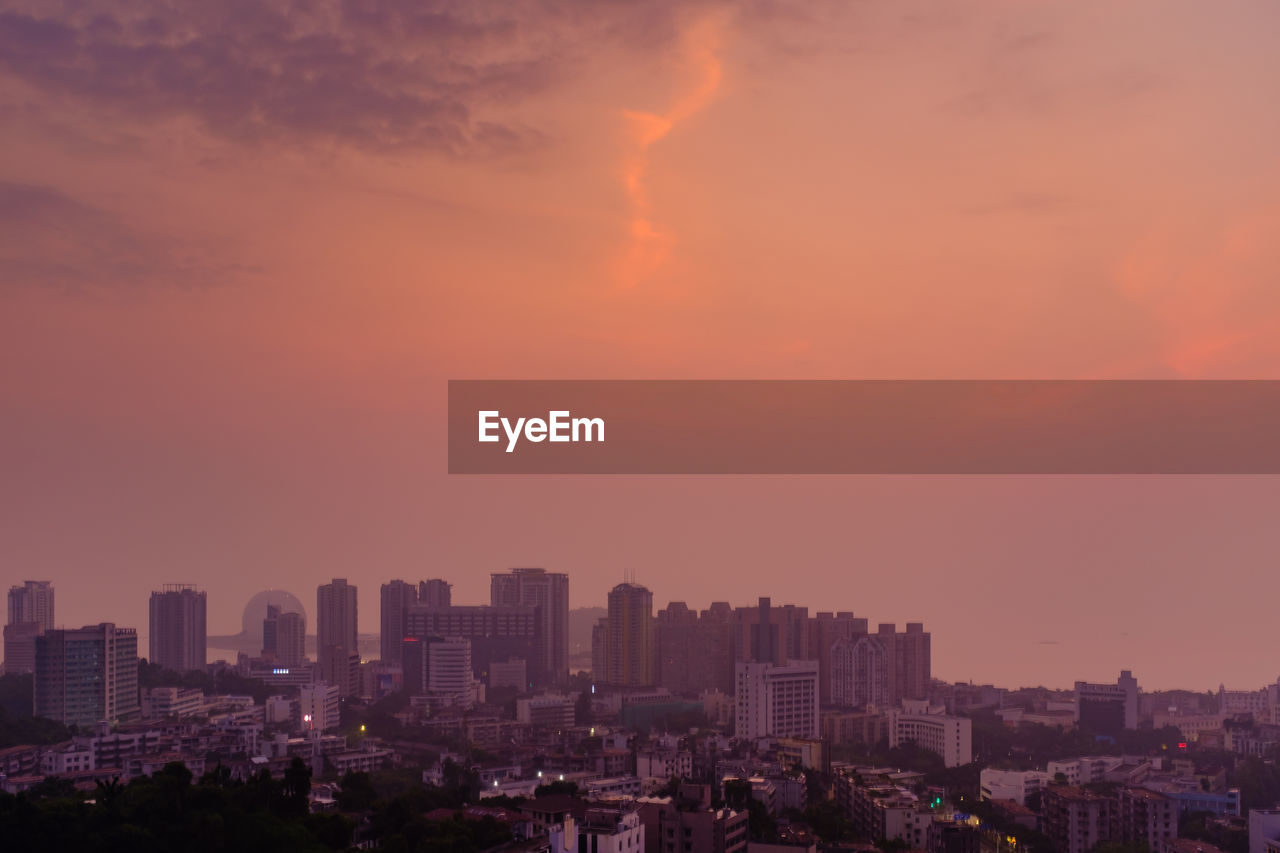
[3,573,1280,853]
[3,1,1280,852]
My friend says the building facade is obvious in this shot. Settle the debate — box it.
[148,585,207,673]
[490,568,569,684]
[735,660,820,740]
[34,623,140,726]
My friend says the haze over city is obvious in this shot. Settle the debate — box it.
[5,0,1280,694]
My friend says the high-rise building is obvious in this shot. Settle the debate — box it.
[380,580,417,665]
[735,660,820,740]
[276,610,307,667]
[418,579,452,608]
[299,683,341,733]
[34,623,140,726]
[1075,670,1140,734]
[407,604,543,685]
[892,622,932,702]
[603,583,654,687]
[264,606,307,667]
[8,581,55,633]
[808,611,869,703]
[3,622,42,675]
[830,634,890,708]
[428,637,473,696]
[148,585,207,673]
[490,568,568,683]
[320,644,362,699]
[731,598,810,667]
[316,578,358,656]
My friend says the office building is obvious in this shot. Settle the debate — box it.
[299,683,341,733]
[316,578,358,657]
[1076,670,1140,734]
[830,633,890,708]
[419,579,452,608]
[428,636,474,696]
[320,644,362,699]
[34,623,140,726]
[8,581,55,633]
[654,601,734,696]
[808,611,870,703]
[735,660,820,739]
[888,700,973,768]
[490,568,569,684]
[602,582,654,687]
[407,603,543,685]
[380,579,417,665]
[263,606,307,667]
[148,585,207,673]
[4,621,41,675]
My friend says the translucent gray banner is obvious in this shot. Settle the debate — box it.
[448,380,1280,474]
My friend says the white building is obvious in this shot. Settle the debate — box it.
[299,683,341,733]
[549,805,644,853]
[1047,756,1126,786]
[1250,810,1280,853]
[517,694,576,728]
[428,636,474,696]
[141,686,205,720]
[980,768,1052,804]
[735,661,820,740]
[637,748,693,781]
[888,700,972,768]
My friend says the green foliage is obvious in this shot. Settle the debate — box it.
[1234,756,1280,812]
[533,780,579,798]
[804,799,856,843]
[0,761,335,853]
[137,660,276,705]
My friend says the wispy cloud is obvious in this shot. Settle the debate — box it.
[0,180,253,290]
[617,13,727,286]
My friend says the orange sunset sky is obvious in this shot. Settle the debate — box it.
[2,0,1279,690]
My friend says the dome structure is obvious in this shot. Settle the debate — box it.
[240,590,307,649]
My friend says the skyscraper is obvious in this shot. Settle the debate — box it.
[3,622,42,675]
[276,611,307,667]
[8,581,54,632]
[604,582,654,687]
[490,568,568,683]
[316,578,358,655]
[148,585,207,673]
[34,623,139,726]
[263,605,307,667]
[380,580,417,664]
[418,579,452,608]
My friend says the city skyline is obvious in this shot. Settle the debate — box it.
[2,572,1273,694]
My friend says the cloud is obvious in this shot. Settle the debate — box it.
[0,180,252,290]
[0,1,560,156]
[617,13,727,286]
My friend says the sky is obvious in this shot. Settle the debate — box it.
[2,0,1280,691]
